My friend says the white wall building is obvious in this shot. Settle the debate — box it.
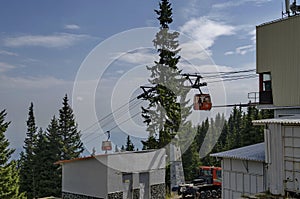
[211,143,266,199]
[56,149,166,199]
[210,13,300,199]
[253,117,300,196]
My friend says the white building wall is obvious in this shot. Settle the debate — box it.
[283,126,300,193]
[62,157,108,198]
[222,159,265,199]
[268,124,284,195]
[61,149,166,199]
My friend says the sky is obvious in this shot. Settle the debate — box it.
[0,0,284,158]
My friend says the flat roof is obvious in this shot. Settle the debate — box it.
[253,116,300,125]
[55,149,161,165]
[257,15,300,28]
[210,143,265,162]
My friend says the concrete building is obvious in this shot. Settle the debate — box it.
[56,149,166,199]
[211,143,266,198]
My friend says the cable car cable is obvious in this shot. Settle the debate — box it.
[81,97,138,137]
[81,99,143,141]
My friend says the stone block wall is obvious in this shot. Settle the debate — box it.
[133,189,140,199]
[107,191,123,199]
[62,192,103,199]
[150,183,165,199]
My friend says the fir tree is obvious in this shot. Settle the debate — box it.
[121,145,125,152]
[141,0,191,149]
[58,94,84,160]
[20,102,38,199]
[125,135,135,151]
[0,110,25,199]
[33,117,61,198]
[45,115,61,197]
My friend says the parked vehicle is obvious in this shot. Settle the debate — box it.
[178,166,222,199]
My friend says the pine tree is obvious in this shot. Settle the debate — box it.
[58,94,84,160]
[121,145,125,152]
[181,138,201,181]
[0,110,25,199]
[125,135,135,151]
[33,120,61,198]
[45,115,61,196]
[141,0,191,149]
[20,102,38,199]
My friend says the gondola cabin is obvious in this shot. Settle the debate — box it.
[102,141,112,151]
[194,94,212,111]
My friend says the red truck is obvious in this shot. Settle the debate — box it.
[178,166,222,199]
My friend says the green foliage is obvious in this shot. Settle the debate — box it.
[33,120,61,198]
[58,94,84,160]
[19,102,38,199]
[181,139,201,181]
[0,110,25,199]
[141,0,191,150]
[197,107,274,167]
[125,135,135,151]
[19,95,85,198]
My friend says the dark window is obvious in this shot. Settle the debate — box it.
[259,73,273,104]
[263,73,272,91]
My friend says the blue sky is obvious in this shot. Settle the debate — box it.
[0,0,283,157]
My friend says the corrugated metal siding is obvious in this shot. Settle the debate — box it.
[268,124,284,195]
[211,143,265,162]
[221,159,265,199]
[283,126,300,193]
[257,16,300,106]
[253,117,300,125]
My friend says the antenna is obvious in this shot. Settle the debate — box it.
[285,0,291,16]
[290,0,300,15]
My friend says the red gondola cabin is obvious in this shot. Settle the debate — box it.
[194,94,212,111]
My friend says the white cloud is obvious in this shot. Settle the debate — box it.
[64,24,80,30]
[225,44,254,56]
[0,75,71,89]
[236,45,254,55]
[224,51,234,55]
[179,17,235,59]
[0,62,16,73]
[4,33,90,48]
[180,17,235,50]
[212,0,271,9]
[0,50,18,56]
[249,29,256,43]
[117,50,157,65]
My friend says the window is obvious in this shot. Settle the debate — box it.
[259,72,273,104]
[263,73,272,91]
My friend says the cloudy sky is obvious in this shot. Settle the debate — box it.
[0,0,283,156]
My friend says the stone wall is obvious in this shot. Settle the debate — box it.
[107,191,123,199]
[150,183,165,199]
[133,188,140,199]
[62,192,103,199]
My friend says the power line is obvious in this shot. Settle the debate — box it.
[100,100,143,129]
[81,68,258,143]
[200,68,255,75]
[206,74,258,84]
[84,111,141,145]
[81,97,138,137]
[107,111,141,132]
[81,99,144,142]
